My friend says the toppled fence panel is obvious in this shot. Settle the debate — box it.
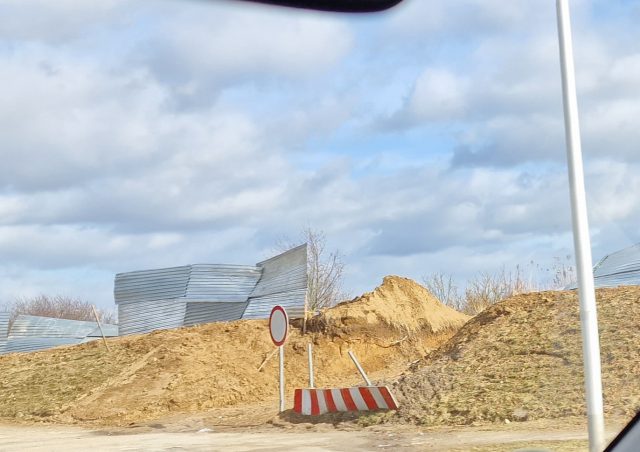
[114,245,308,335]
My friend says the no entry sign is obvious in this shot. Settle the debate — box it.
[269,305,289,346]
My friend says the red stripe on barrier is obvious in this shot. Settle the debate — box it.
[294,389,302,413]
[324,389,338,413]
[340,388,357,411]
[358,387,378,410]
[310,389,320,416]
[379,386,398,410]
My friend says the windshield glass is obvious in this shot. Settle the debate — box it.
[0,0,637,450]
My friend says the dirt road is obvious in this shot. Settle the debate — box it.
[0,423,604,451]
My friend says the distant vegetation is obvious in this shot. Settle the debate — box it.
[423,258,577,315]
[7,295,116,325]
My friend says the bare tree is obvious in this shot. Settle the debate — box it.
[9,295,116,324]
[276,227,348,312]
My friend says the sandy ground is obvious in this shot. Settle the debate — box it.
[0,421,624,452]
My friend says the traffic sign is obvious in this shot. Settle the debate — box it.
[269,305,289,347]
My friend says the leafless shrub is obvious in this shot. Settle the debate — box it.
[422,272,465,311]
[423,264,541,316]
[9,295,116,325]
[463,266,536,315]
[276,227,348,311]
[549,255,577,289]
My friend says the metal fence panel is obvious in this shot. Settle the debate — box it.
[183,302,249,326]
[244,245,307,319]
[0,312,8,354]
[10,315,102,339]
[568,243,640,289]
[87,324,119,337]
[250,245,307,298]
[114,266,191,304]
[117,298,186,335]
[243,288,307,320]
[593,243,640,283]
[185,265,262,302]
[3,337,82,354]
[115,245,308,332]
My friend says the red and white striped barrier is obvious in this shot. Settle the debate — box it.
[293,386,399,415]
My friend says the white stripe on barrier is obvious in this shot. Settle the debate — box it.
[332,388,347,411]
[349,387,368,410]
[368,386,388,409]
[302,388,311,415]
[317,390,328,414]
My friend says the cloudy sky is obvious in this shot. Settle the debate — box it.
[1,0,639,311]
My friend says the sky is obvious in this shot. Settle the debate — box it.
[1,0,640,311]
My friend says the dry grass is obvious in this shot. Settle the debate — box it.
[393,286,640,427]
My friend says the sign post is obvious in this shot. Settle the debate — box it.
[269,305,289,413]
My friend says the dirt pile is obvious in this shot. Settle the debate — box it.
[316,276,470,335]
[0,276,466,426]
[392,286,640,426]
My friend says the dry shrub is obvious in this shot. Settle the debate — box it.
[424,265,539,316]
[276,227,349,311]
[10,295,115,325]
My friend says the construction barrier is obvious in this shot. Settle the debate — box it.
[293,386,399,415]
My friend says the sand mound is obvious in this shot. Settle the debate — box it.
[0,276,467,426]
[316,276,470,335]
[392,286,640,426]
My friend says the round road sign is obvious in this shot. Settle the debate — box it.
[269,305,289,346]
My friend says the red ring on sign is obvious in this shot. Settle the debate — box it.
[269,305,289,346]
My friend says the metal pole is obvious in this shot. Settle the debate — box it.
[91,304,110,352]
[556,1,605,450]
[347,350,372,386]
[279,345,285,412]
[307,343,315,388]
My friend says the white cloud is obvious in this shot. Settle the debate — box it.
[1,0,639,311]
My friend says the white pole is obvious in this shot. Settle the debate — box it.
[347,350,372,386]
[308,343,315,388]
[279,345,285,412]
[556,1,605,451]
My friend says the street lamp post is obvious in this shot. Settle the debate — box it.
[556,1,605,451]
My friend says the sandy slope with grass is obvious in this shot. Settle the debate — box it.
[392,286,640,426]
[0,276,465,426]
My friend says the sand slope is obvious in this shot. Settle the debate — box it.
[0,276,465,426]
[393,287,640,426]
[319,276,470,335]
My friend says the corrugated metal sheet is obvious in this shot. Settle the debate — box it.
[10,315,101,338]
[0,314,118,355]
[0,313,9,338]
[87,324,119,337]
[4,337,82,354]
[114,265,191,304]
[115,244,308,334]
[591,243,640,288]
[0,313,9,354]
[185,265,262,302]
[115,264,261,304]
[117,298,186,335]
[244,244,307,319]
[242,288,307,319]
[183,302,249,326]
[250,245,307,298]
